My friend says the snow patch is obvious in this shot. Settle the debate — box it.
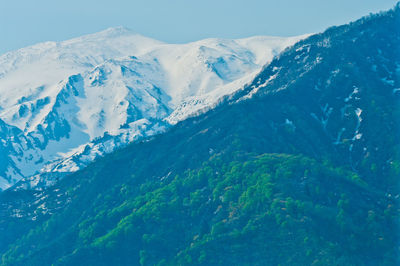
[0,28,307,189]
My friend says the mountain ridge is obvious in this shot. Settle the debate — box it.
[0,28,305,190]
[0,5,398,265]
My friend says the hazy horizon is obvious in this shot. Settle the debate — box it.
[0,0,398,54]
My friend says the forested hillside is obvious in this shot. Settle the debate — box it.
[0,4,399,266]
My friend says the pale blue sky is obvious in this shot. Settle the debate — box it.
[0,0,398,54]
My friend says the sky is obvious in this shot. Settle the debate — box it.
[0,0,398,54]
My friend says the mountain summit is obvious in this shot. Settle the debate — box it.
[0,5,398,265]
[0,29,304,190]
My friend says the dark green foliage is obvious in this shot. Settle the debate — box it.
[1,154,397,265]
[0,4,399,266]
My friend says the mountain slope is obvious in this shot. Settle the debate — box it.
[0,5,399,266]
[0,28,303,190]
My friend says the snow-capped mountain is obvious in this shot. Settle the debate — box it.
[0,27,305,190]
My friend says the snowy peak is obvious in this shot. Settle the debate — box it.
[77,26,142,39]
[60,26,164,57]
[0,26,162,98]
[0,28,305,190]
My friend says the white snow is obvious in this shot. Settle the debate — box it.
[0,27,306,189]
[344,86,360,103]
[351,108,363,142]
